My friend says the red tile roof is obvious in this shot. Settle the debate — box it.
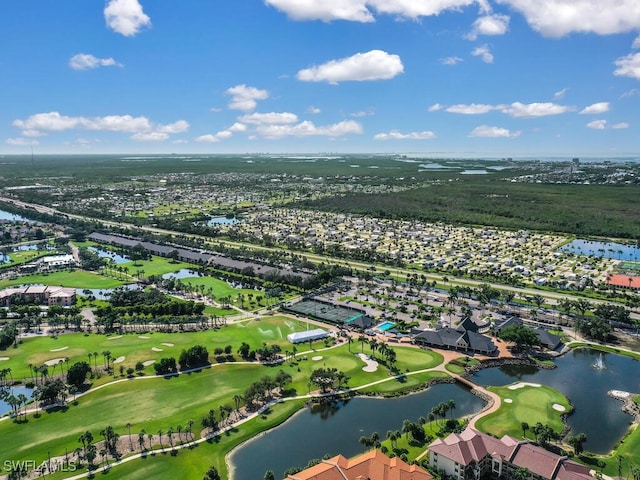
[285,449,432,480]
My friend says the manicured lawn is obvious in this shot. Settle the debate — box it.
[0,270,125,289]
[118,256,195,277]
[1,316,315,380]
[474,383,571,439]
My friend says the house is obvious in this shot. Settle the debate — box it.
[285,449,432,480]
[428,428,593,480]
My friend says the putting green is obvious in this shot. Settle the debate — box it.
[475,383,571,439]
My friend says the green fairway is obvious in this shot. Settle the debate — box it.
[474,382,571,439]
[118,256,196,277]
[0,316,315,380]
[0,270,125,289]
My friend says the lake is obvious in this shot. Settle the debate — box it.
[87,246,130,264]
[0,209,28,222]
[0,385,33,416]
[472,348,640,454]
[229,383,484,479]
[559,239,640,262]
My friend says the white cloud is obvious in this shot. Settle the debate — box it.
[428,103,444,112]
[5,138,39,146]
[256,120,363,139]
[441,56,464,65]
[12,111,188,139]
[238,112,299,125]
[554,88,568,99]
[579,102,610,114]
[227,122,247,132]
[501,102,571,117]
[226,85,269,111]
[469,125,521,138]
[157,120,190,134]
[69,54,122,71]
[496,0,640,37]
[634,34,640,49]
[612,122,629,129]
[350,110,375,117]
[265,0,375,22]
[131,132,169,142]
[297,50,403,84]
[446,103,495,114]
[307,106,321,114]
[374,130,436,140]
[471,44,494,63]
[104,0,151,37]
[586,119,607,129]
[21,129,45,138]
[265,0,478,22]
[196,131,233,143]
[467,14,510,40]
[621,88,640,98]
[613,52,640,80]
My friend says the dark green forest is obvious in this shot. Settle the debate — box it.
[295,182,640,239]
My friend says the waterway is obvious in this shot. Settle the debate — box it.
[472,348,640,454]
[229,383,484,480]
[559,239,640,262]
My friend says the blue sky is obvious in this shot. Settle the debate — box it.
[1,0,639,156]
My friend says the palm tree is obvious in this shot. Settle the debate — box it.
[138,429,146,452]
[521,422,529,439]
[157,429,163,450]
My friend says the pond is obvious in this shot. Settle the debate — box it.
[472,348,640,454]
[229,383,485,480]
[87,246,130,264]
[0,209,28,222]
[559,239,640,262]
[206,216,240,226]
[0,385,33,416]
[76,284,142,300]
[161,268,202,280]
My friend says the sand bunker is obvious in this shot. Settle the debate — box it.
[138,335,150,339]
[107,335,123,340]
[50,346,69,352]
[508,382,541,390]
[152,347,163,352]
[113,356,125,364]
[504,398,513,403]
[312,356,323,361]
[161,343,174,347]
[552,404,566,412]
[357,353,379,373]
[142,360,155,366]
[0,357,9,361]
[44,357,66,366]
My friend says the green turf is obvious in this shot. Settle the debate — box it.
[474,383,570,439]
[0,270,125,289]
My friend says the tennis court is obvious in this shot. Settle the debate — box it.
[285,300,365,325]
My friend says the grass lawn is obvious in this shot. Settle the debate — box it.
[474,383,571,439]
[56,400,306,480]
[0,269,125,289]
[0,316,316,380]
[0,317,449,479]
[118,256,196,278]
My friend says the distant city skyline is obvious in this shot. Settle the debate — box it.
[2,0,639,155]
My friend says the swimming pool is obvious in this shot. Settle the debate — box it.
[377,321,396,331]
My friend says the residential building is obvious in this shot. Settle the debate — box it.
[428,428,593,480]
[0,285,76,307]
[285,449,432,480]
